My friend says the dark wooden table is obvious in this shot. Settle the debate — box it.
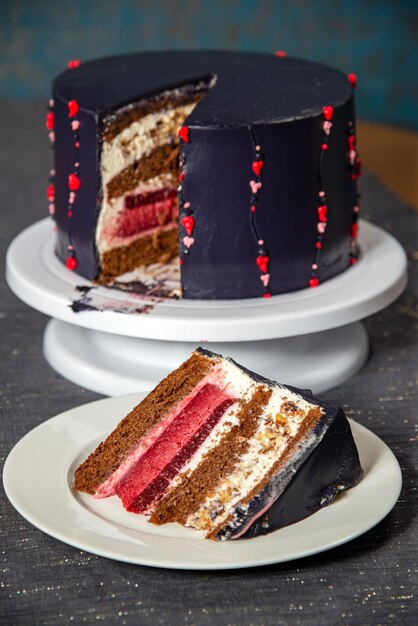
[1,102,417,626]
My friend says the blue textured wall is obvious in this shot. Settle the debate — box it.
[1,0,417,129]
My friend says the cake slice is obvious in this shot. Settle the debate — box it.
[74,349,363,540]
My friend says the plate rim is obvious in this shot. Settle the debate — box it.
[3,393,403,570]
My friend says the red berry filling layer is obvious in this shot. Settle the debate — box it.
[114,189,178,239]
[114,384,235,511]
[129,398,235,513]
[125,188,177,209]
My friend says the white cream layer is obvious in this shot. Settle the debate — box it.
[185,386,320,533]
[101,102,196,187]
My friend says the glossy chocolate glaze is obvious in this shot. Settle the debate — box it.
[52,50,356,298]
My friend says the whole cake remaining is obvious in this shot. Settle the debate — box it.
[48,50,361,299]
[74,349,363,540]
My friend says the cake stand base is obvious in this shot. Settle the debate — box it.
[44,319,369,396]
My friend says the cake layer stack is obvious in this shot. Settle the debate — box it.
[74,349,363,540]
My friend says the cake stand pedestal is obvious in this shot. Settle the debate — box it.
[6,219,407,395]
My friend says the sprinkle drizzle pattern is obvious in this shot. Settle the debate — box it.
[64,96,82,271]
[45,98,56,220]
[178,126,194,263]
[347,73,361,265]
[309,105,334,288]
[45,61,83,271]
[248,126,271,298]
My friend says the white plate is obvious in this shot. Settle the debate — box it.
[3,394,402,570]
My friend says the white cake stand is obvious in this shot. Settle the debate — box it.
[6,218,407,395]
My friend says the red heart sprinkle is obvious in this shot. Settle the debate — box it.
[316,241,322,249]
[46,112,54,130]
[347,73,357,88]
[321,143,328,151]
[66,256,77,270]
[275,50,287,58]
[322,106,334,121]
[309,277,320,288]
[68,173,80,191]
[351,223,358,238]
[317,205,328,222]
[181,215,195,236]
[68,60,81,69]
[256,255,269,274]
[68,100,79,118]
[47,184,55,201]
[179,171,185,182]
[178,126,190,143]
[348,135,356,150]
[252,160,264,176]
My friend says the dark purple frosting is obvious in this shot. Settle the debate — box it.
[52,50,357,299]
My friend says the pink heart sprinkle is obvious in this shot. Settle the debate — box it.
[183,236,195,249]
[69,191,76,204]
[260,273,270,287]
[250,180,262,194]
[323,121,332,135]
[71,120,80,131]
[317,222,326,233]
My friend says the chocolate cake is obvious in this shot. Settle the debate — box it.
[74,349,363,540]
[48,50,361,299]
